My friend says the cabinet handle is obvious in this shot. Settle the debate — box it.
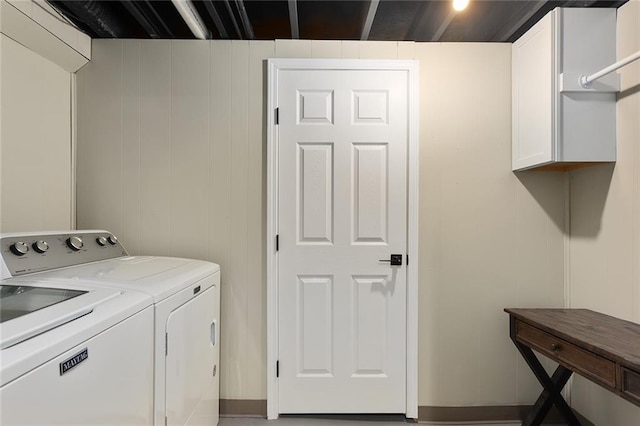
[550,343,559,352]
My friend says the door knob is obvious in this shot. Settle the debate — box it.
[379,254,402,266]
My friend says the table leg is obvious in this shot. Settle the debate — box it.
[510,318,581,426]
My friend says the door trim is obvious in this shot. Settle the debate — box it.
[266,59,419,420]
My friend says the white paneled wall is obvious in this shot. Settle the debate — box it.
[0,34,72,232]
[76,40,566,406]
[568,1,640,424]
[416,43,565,405]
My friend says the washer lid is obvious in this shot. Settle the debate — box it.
[41,256,220,302]
[0,279,151,387]
[0,284,120,349]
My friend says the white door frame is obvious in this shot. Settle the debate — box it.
[266,58,419,420]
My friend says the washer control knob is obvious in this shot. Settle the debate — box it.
[96,236,108,246]
[107,235,118,245]
[66,236,84,251]
[10,242,29,256]
[32,240,49,253]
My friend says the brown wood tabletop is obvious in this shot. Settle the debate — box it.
[505,308,640,369]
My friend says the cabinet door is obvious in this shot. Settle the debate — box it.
[512,11,556,171]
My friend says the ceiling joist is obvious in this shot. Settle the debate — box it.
[202,1,228,38]
[142,1,174,38]
[431,11,455,42]
[489,0,547,42]
[121,1,162,38]
[222,0,243,39]
[235,0,254,40]
[288,0,299,39]
[360,0,380,41]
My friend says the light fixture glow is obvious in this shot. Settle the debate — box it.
[453,0,469,12]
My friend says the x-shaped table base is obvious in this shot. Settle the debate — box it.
[510,319,581,425]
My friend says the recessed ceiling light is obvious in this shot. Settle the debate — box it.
[453,0,469,12]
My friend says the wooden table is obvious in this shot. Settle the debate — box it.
[505,308,640,426]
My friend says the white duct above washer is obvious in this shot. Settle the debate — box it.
[0,0,90,72]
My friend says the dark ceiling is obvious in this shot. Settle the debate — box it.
[49,0,626,43]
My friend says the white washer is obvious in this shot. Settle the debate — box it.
[1,230,221,426]
[0,260,155,424]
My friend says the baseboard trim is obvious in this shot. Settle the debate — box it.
[220,399,267,417]
[418,405,594,425]
[220,400,593,424]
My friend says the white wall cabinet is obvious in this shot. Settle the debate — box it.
[512,8,617,171]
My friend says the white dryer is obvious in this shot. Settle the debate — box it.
[3,230,221,426]
[0,238,155,425]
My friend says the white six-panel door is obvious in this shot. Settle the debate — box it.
[276,66,410,414]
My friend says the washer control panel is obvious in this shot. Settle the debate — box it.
[1,231,128,277]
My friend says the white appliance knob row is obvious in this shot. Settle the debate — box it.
[10,234,116,256]
[66,236,84,251]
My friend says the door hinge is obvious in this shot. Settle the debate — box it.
[276,234,279,252]
[165,333,168,356]
[406,254,409,266]
[275,107,279,125]
[276,360,279,378]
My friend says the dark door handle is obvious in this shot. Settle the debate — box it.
[379,254,402,266]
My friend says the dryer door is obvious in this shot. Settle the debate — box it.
[165,285,218,425]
